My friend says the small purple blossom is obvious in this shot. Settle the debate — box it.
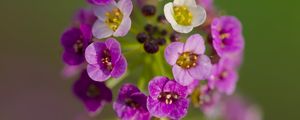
[61,24,92,65]
[208,58,238,95]
[197,0,214,11]
[211,16,244,57]
[113,84,150,120]
[85,38,127,81]
[73,70,113,116]
[165,34,213,86]
[92,0,133,39]
[147,76,189,119]
[87,0,113,5]
[73,8,97,27]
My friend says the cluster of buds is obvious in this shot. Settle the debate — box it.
[60,0,261,120]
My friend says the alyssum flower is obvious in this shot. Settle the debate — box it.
[73,70,113,116]
[87,0,113,5]
[61,24,92,65]
[211,16,244,57]
[165,34,212,86]
[164,0,206,33]
[147,76,189,119]
[92,0,133,39]
[114,84,150,120]
[85,38,127,81]
[208,58,238,95]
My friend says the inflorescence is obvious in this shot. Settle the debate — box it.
[60,0,261,120]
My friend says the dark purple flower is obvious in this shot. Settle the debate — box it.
[73,70,113,116]
[211,16,244,57]
[61,24,92,65]
[147,76,189,119]
[73,8,97,27]
[85,38,127,81]
[113,84,150,120]
[165,34,213,86]
[208,58,238,95]
[87,0,113,5]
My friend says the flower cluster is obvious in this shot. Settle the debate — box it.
[60,0,261,120]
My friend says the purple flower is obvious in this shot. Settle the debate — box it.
[61,24,92,65]
[113,84,150,120]
[211,16,244,57]
[147,76,189,119]
[85,38,127,81]
[92,0,133,39]
[87,0,113,5]
[73,70,113,116]
[208,58,238,95]
[197,0,214,11]
[73,8,97,27]
[164,34,213,86]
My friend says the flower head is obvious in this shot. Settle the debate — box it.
[61,24,92,65]
[73,70,113,116]
[73,8,97,27]
[208,58,238,95]
[87,0,113,5]
[211,16,244,57]
[114,84,150,120]
[164,0,206,33]
[147,76,189,119]
[165,34,212,86]
[85,38,127,81]
[92,0,133,39]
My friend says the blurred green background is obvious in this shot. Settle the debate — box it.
[0,0,299,120]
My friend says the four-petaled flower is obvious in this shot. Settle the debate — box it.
[61,24,92,65]
[208,58,238,95]
[164,0,206,33]
[147,76,189,119]
[92,0,133,39]
[73,70,113,116]
[114,84,150,120]
[85,38,127,81]
[211,16,244,57]
[165,34,212,86]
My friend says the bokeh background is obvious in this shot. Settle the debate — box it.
[0,0,299,120]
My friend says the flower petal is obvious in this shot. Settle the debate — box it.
[93,3,115,21]
[188,55,212,80]
[85,42,106,64]
[117,0,133,17]
[164,2,177,25]
[87,64,111,81]
[113,17,131,37]
[147,97,171,118]
[173,0,185,6]
[148,76,169,98]
[171,24,193,33]
[172,65,194,86]
[184,0,197,7]
[92,20,114,39]
[184,34,206,54]
[169,98,189,119]
[163,80,188,98]
[63,52,84,65]
[190,6,206,27]
[105,38,121,64]
[111,55,127,78]
[164,42,184,65]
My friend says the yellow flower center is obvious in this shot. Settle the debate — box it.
[173,6,193,26]
[105,8,123,31]
[176,52,198,69]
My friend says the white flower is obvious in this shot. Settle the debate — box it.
[92,0,133,39]
[164,0,206,33]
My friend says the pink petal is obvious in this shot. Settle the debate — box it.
[172,65,194,86]
[184,34,205,54]
[164,42,184,65]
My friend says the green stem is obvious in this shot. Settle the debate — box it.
[106,71,129,88]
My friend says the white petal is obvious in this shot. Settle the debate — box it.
[113,17,131,37]
[190,6,207,27]
[184,0,197,7]
[164,2,177,25]
[171,24,193,33]
[92,20,113,39]
[174,0,185,6]
[93,4,115,21]
[117,0,133,17]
